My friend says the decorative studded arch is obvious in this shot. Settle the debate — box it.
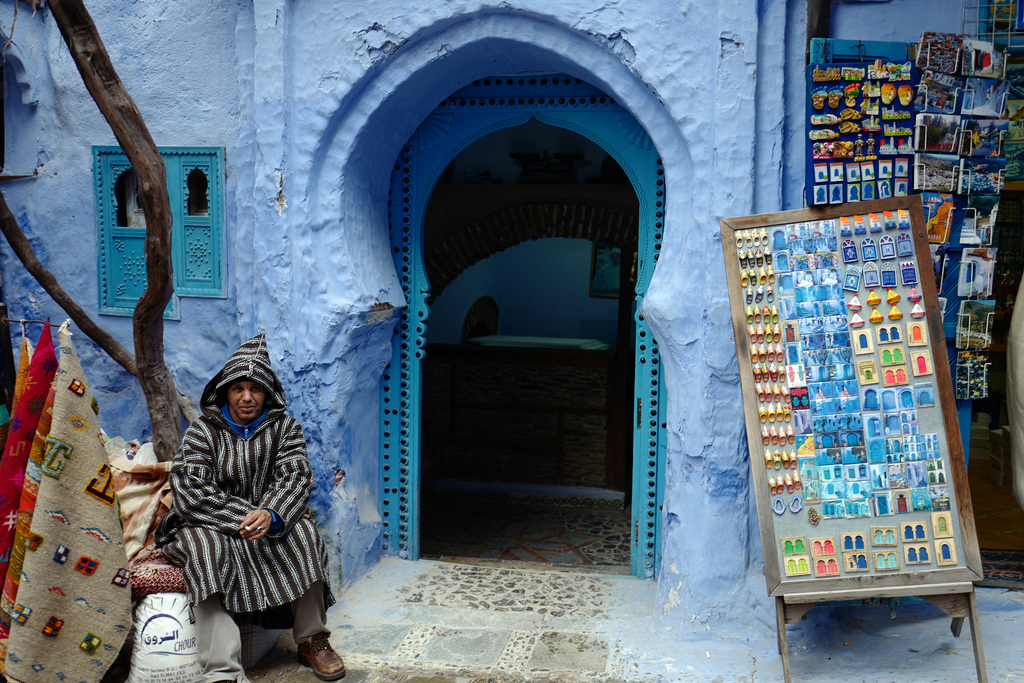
[377,76,667,578]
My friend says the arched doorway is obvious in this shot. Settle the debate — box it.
[378,76,666,578]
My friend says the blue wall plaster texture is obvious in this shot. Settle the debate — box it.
[0,0,966,629]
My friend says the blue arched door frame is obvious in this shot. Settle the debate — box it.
[378,78,666,578]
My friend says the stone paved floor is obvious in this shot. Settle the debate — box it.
[233,558,1024,683]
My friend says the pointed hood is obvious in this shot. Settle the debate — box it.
[200,333,287,414]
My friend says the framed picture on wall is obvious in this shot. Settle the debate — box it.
[590,241,621,298]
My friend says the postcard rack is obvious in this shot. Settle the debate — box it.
[720,196,986,683]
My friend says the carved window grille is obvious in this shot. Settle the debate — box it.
[94,146,225,315]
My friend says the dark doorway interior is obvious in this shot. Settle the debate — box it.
[418,121,637,570]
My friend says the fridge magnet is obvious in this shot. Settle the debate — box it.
[879,345,906,366]
[894,179,909,196]
[810,537,837,556]
[931,511,954,538]
[934,539,958,566]
[853,329,874,354]
[773,497,788,515]
[907,321,928,346]
[846,163,862,182]
[847,184,861,202]
[879,235,897,259]
[886,288,900,305]
[902,521,928,542]
[782,536,808,556]
[871,526,898,546]
[863,182,876,201]
[878,159,893,179]
[878,180,892,199]
[895,157,910,177]
[857,359,880,384]
[882,366,910,386]
[876,323,902,344]
[842,239,859,263]
[830,162,845,182]
[914,383,936,407]
[869,307,885,324]
[861,162,876,181]
[866,289,882,307]
[873,551,901,571]
[853,215,867,234]
[896,232,914,257]
[892,490,911,513]
[910,350,933,376]
[844,551,871,571]
[910,303,926,318]
[881,262,898,288]
[830,184,845,203]
[888,304,903,321]
[815,163,829,183]
[843,267,862,292]
[840,532,867,551]
[812,185,829,205]
[904,543,932,565]
[863,262,881,287]
[838,216,854,236]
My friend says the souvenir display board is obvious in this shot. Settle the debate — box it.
[722,196,989,682]
[720,196,983,598]
[806,60,917,206]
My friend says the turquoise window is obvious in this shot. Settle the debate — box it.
[93,146,224,315]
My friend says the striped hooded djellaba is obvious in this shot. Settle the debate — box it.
[156,334,335,619]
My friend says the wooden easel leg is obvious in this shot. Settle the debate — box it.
[967,589,988,683]
[776,596,792,683]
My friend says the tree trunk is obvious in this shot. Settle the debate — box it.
[47,0,181,458]
[0,190,200,424]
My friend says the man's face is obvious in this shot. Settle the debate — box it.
[226,381,266,425]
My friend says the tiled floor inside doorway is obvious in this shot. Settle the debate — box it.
[419,493,631,572]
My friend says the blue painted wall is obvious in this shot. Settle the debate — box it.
[0,0,968,624]
[430,238,619,345]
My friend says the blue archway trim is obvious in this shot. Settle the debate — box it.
[378,77,666,578]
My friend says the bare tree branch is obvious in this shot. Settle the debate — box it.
[47,0,182,459]
[0,189,199,424]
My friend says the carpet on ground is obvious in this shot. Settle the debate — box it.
[2,323,131,683]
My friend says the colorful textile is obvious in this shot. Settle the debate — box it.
[108,456,172,563]
[2,323,131,682]
[0,323,57,583]
[11,336,34,410]
[127,545,186,601]
[0,386,55,659]
[156,333,335,617]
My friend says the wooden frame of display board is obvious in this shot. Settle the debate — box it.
[719,195,986,683]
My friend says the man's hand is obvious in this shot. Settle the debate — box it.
[240,509,273,540]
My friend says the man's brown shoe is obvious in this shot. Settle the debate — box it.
[297,632,345,680]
